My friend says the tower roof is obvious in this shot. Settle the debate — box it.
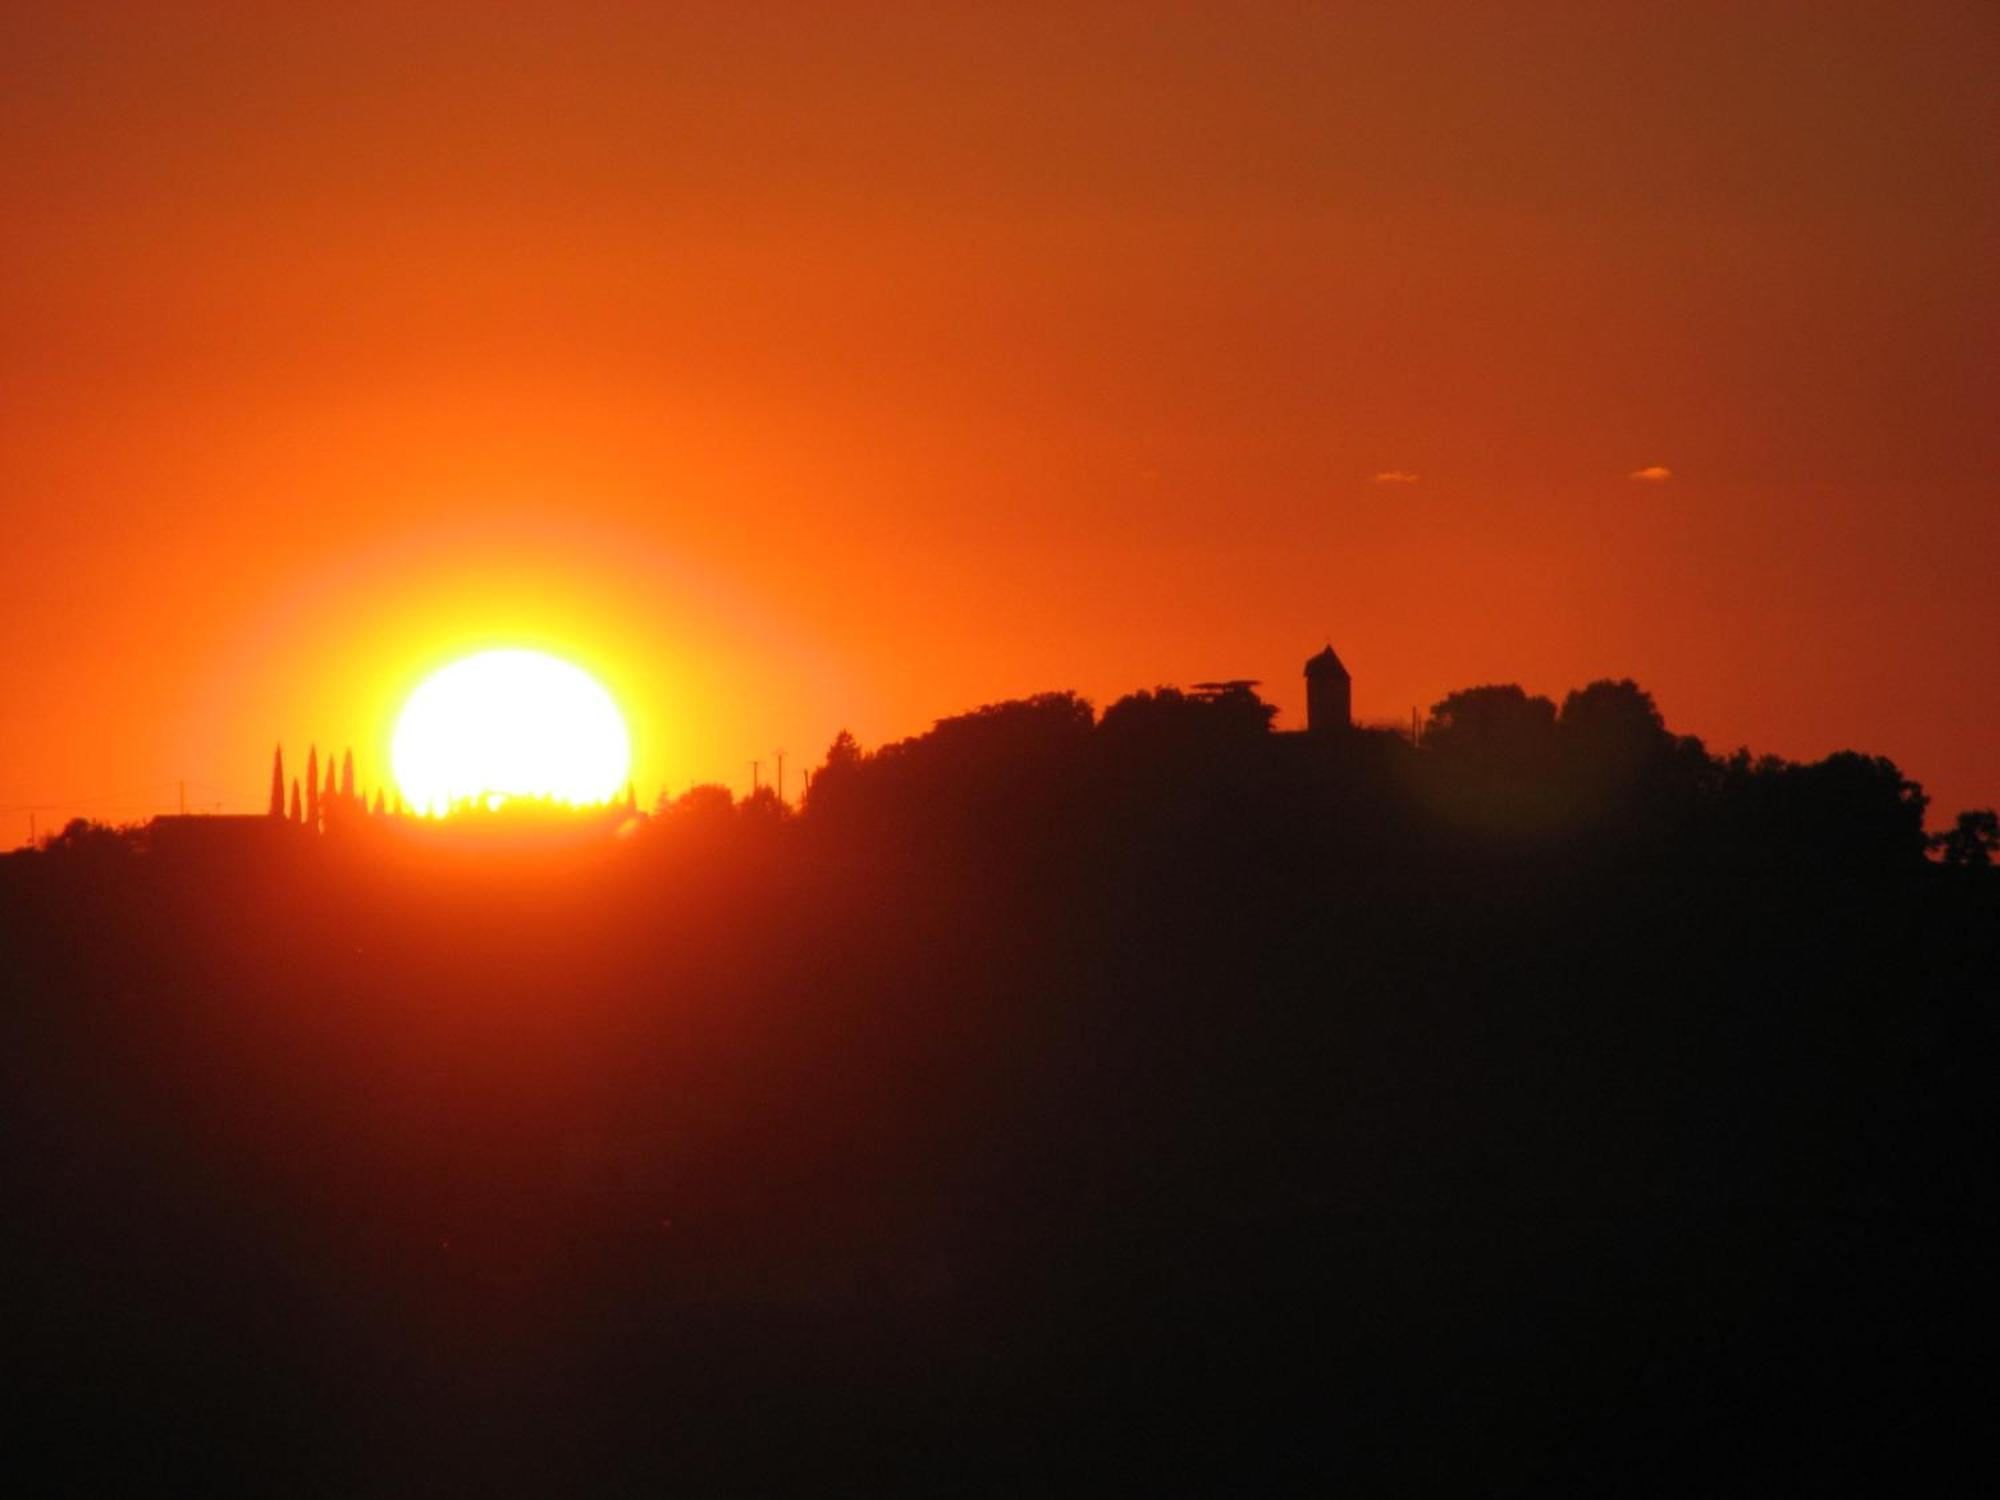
[1305,642,1349,679]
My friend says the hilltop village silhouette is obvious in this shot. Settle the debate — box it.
[22,635,1999,873]
[25,635,2000,869]
[149,642,1362,844]
[6,632,1990,1492]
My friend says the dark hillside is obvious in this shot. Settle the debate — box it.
[4,681,1989,1491]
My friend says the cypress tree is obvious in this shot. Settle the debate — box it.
[269,745,286,818]
[372,787,385,816]
[305,746,320,829]
[341,748,355,803]
[322,760,337,827]
[289,779,302,823]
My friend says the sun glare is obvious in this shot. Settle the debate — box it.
[391,649,631,816]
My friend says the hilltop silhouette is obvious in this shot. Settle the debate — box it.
[3,661,1990,1492]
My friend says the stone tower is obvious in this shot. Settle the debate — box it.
[1305,643,1351,733]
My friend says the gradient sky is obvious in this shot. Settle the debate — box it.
[2,2,1994,838]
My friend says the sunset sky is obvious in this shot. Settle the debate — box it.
[2,2,1993,839]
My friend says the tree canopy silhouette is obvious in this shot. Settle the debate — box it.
[1934,807,1999,867]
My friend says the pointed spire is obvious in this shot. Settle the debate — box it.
[269,744,286,818]
[1305,642,1348,678]
[305,746,320,830]
[340,748,355,803]
[289,778,302,824]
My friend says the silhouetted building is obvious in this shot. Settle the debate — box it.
[146,814,300,857]
[1305,643,1351,732]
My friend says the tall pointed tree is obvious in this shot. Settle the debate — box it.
[372,787,385,816]
[268,745,286,818]
[322,759,337,829]
[305,746,320,829]
[289,778,302,823]
[340,748,355,803]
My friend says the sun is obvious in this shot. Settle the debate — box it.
[391,649,632,816]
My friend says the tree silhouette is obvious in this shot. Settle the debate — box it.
[660,783,735,830]
[1557,678,1667,759]
[1417,684,1566,835]
[824,729,863,771]
[815,692,1096,839]
[1424,684,1560,766]
[340,749,355,804]
[739,784,788,822]
[305,746,319,830]
[289,779,303,824]
[880,693,1094,784]
[1933,808,1999,867]
[372,787,386,817]
[268,745,286,818]
[1100,683,1275,748]
[805,730,865,812]
[1715,748,1930,871]
[1554,678,1710,828]
[43,816,129,857]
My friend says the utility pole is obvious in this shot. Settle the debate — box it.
[773,749,786,805]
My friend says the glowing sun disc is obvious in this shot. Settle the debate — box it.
[392,649,631,815]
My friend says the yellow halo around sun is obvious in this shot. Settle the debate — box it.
[391,649,631,816]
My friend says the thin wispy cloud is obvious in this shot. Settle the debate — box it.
[1372,470,1419,485]
[1628,465,1672,483]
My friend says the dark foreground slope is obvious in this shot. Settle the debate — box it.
[4,693,1991,1493]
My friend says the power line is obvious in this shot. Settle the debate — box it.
[0,778,234,811]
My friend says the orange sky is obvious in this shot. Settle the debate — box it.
[2,2,1994,839]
